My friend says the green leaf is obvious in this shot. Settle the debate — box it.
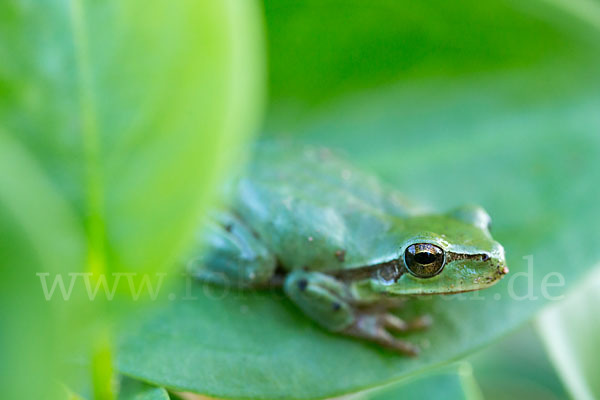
[536,267,600,400]
[0,0,264,398]
[0,0,264,280]
[63,377,170,400]
[64,386,86,400]
[0,133,85,277]
[263,0,598,119]
[117,70,600,399]
[116,1,600,399]
[118,377,170,400]
[469,323,568,399]
[367,363,483,400]
[0,135,85,399]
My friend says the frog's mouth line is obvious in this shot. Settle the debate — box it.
[419,276,506,295]
[385,272,508,296]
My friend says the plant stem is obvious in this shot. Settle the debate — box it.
[68,1,114,398]
[91,325,116,400]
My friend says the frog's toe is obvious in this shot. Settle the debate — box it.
[381,313,409,332]
[388,339,420,357]
[344,313,421,356]
[381,313,432,333]
[374,329,420,356]
[408,314,433,331]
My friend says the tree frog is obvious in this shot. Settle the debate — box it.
[187,143,508,356]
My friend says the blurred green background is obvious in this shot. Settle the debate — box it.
[1,0,599,399]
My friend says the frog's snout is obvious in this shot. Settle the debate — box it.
[490,242,508,277]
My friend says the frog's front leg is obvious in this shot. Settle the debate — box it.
[284,270,425,356]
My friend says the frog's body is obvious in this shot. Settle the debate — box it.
[188,143,508,355]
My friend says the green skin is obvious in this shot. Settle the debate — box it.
[188,144,508,356]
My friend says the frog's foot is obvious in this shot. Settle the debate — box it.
[284,270,431,356]
[343,312,430,356]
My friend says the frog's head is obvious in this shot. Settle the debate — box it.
[381,205,508,295]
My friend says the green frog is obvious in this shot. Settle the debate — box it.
[187,143,508,356]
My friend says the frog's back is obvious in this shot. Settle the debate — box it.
[231,143,417,272]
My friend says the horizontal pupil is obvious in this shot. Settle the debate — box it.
[414,251,437,264]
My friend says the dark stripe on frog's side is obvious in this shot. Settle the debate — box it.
[325,252,491,283]
[327,259,404,283]
[445,252,491,263]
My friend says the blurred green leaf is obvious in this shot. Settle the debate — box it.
[65,387,86,400]
[536,267,600,400]
[469,323,568,400]
[0,133,85,282]
[367,363,483,400]
[263,0,596,119]
[0,0,264,398]
[0,0,264,279]
[114,0,600,399]
[0,135,85,399]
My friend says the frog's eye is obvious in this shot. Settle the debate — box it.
[404,243,445,278]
